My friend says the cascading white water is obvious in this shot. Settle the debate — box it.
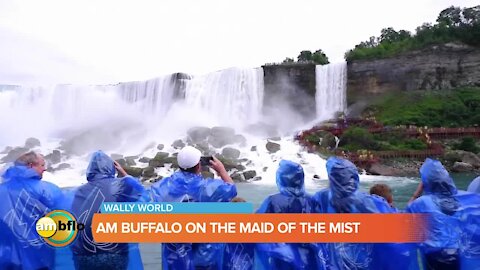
[0,67,331,187]
[315,62,347,121]
[184,67,264,128]
[119,75,178,119]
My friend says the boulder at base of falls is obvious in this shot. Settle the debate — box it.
[452,161,474,172]
[1,147,29,163]
[24,137,41,149]
[222,147,241,160]
[45,150,62,165]
[208,127,236,148]
[187,127,212,143]
[142,167,157,178]
[172,140,185,149]
[266,141,281,153]
[243,170,257,181]
[124,167,143,177]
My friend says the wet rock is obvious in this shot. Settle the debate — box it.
[56,163,71,170]
[232,172,245,182]
[243,170,257,180]
[208,127,236,148]
[187,127,211,143]
[148,152,170,167]
[142,167,156,178]
[164,157,178,168]
[250,146,257,152]
[111,153,123,160]
[367,163,404,176]
[157,144,164,151]
[125,157,136,167]
[263,167,268,172]
[445,150,480,168]
[139,157,151,163]
[313,174,321,180]
[124,167,143,177]
[222,147,241,159]
[25,137,41,149]
[172,140,185,149]
[234,135,247,146]
[452,161,474,172]
[266,141,281,153]
[45,150,62,165]
[252,176,262,181]
[1,146,13,154]
[1,147,29,163]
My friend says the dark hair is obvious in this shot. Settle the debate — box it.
[369,184,392,201]
[180,164,198,174]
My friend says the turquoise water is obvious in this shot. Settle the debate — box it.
[139,173,477,269]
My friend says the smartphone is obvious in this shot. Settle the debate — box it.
[200,156,213,166]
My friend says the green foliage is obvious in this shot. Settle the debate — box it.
[340,127,380,151]
[369,87,480,127]
[298,51,313,62]
[345,5,480,61]
[281,49,329,65]
[454,137,480,153]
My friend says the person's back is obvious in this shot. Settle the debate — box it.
[150,146,236,270]
[406,158,480,270]
[0,152,63,270]
[313,157,416,270]
[256,160,326,270]
[70,150,146,270]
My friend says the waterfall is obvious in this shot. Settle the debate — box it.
[315,62,347,121]
[184,67,264,128]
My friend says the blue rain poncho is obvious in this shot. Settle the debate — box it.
[406,158,480,269]
[313,157,418,270]
[222,243,255,270]
[0,164,64,270]
[151,170,237,270]
[256,160,327,270]
[467,176,480,193]
[69,151,147,270]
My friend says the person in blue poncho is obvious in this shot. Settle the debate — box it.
[406,158,480,270]
[150,146,237,270]
[256,160,327,270]
[313,157,418,270]
[69,150,147,270]
[223,197,255,270]
[0,151,64,270]
[467,176,480,193]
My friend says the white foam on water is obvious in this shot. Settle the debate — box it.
[0,63,371,189]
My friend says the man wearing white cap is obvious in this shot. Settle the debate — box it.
[150,146,236,269]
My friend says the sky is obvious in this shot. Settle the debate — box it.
[0,0,477,84]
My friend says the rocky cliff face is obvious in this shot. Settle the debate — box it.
[262,63,317,121]
[347,43,480,104]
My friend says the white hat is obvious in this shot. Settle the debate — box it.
[177,146,201,169]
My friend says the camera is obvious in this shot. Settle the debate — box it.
[200,156,213,166]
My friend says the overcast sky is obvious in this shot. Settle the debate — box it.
[0,0,477,84]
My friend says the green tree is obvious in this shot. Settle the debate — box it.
[297,50,313,62]
[311,49,329,65]
[282,57,294,63]
[437,6,462,27]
